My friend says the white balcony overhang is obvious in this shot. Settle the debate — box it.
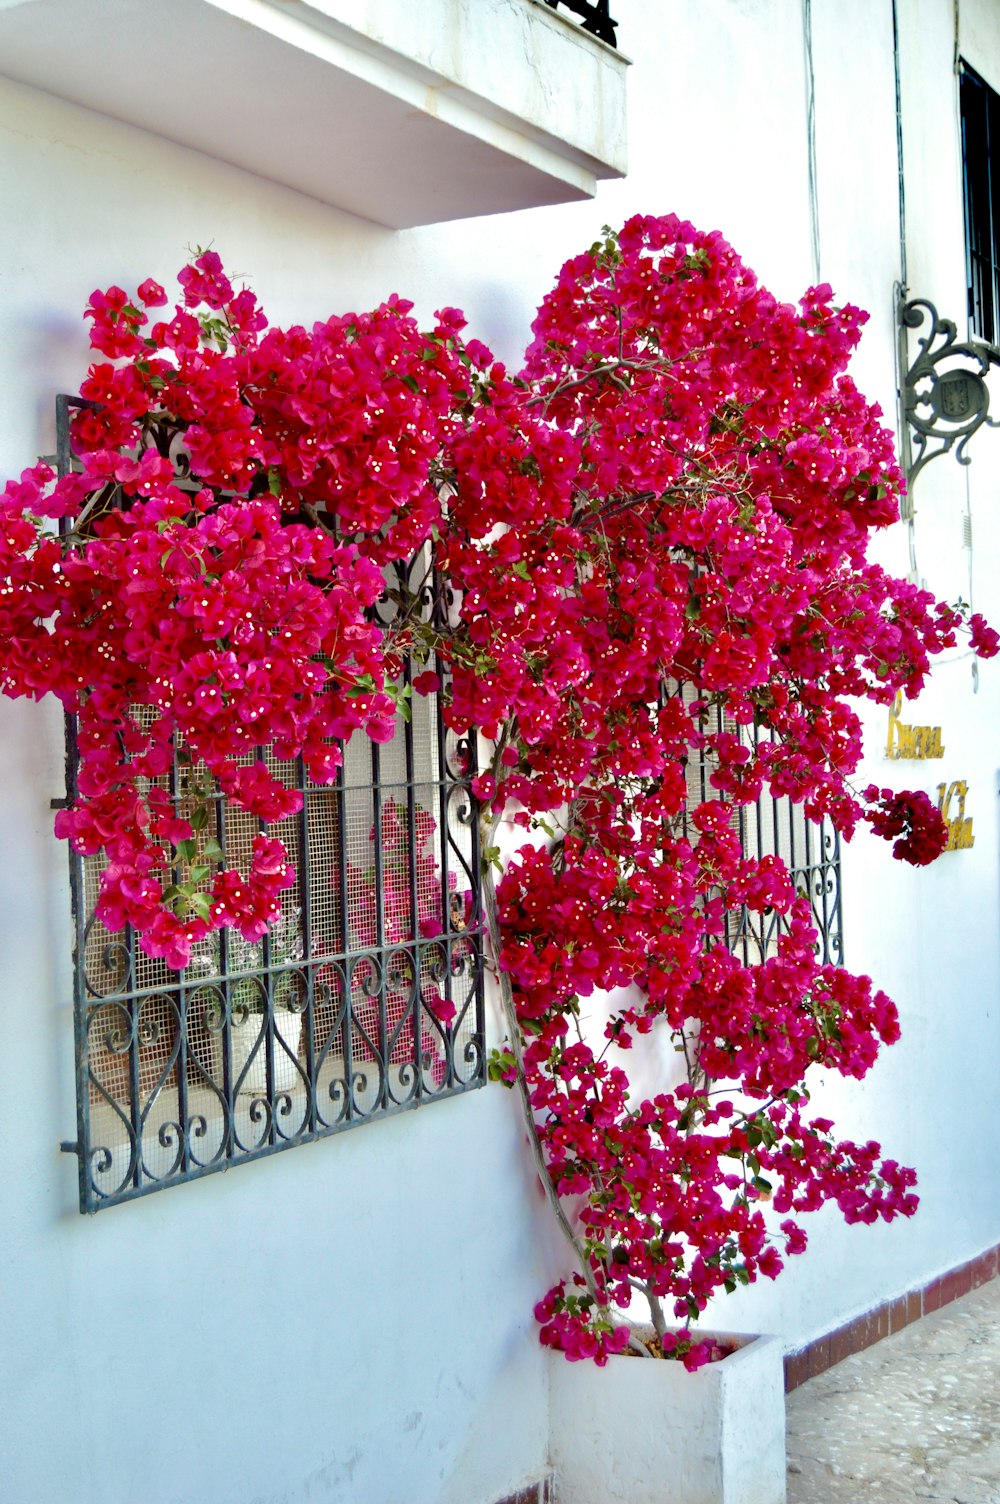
[0,0,628,227]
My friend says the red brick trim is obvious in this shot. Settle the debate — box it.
[784,1240,1000,1391]
[492,1474,555,1504]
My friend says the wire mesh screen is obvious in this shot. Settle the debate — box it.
[59,513,485,1209]
[674,685,842,968]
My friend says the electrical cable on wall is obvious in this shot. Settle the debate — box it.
[892,0,920,577]
[892,0,908,288]
[802,0,821,283]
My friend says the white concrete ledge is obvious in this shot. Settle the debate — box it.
[0,0,629,225]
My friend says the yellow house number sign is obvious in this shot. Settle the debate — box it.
[936,780,975,852]
[885,697,973,850]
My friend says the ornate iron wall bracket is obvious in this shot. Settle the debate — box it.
[543,0,618,48]
[898,294,1000,490]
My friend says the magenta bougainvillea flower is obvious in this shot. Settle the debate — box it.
[1,218,995,1363]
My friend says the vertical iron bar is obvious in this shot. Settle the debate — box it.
[171,737,191,1175]
[55,393,73,477]
[370,739,389,1109]
[434,612,458,1087]
[57,402,95,1212]
[258,761,277,1143]
[216,787,235,1158]
[830,827,843,963]
[402,641,423,1097]
[69,818,94,1212]
[753,738,765,962]
[813,824,825,957]
[297,756,317,1133]
[125,925,142,1193]
[336,742,354,1122]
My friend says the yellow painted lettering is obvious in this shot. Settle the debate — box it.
[886,693,901,759]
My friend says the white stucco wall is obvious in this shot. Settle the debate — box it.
[697,0,1000,1348]
[2,2,1000,1499]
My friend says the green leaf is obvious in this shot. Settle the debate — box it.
[190,806,210,832]
[487,1047,517,1086]
[344,673,378,699]
[189,864,211,884]
[189,893,213,922]
[176,838,198,863]
[202,838,224,863]
[481,844,503,873]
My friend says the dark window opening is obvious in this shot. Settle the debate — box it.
[961,62,1000,346]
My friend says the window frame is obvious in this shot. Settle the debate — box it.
[960,60,1000,347]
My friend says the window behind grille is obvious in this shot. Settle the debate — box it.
[961,62,1000,346]
[56,397,486,1212]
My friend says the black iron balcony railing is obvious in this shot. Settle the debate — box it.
[543,0,618,48]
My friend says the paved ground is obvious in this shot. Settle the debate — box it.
[786,1280,1000,1503]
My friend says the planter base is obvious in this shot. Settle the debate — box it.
[231,1008,304,1096]
[549,1330,786,1504]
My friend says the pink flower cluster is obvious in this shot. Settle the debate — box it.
[0,218,992,1356]
[863,785,949,865]
[0,257,474,967]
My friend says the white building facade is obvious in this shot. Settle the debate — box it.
[0,2,997,1500]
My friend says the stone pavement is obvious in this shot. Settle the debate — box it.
[785,1279,1000,1503]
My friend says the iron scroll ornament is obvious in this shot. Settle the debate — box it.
[897,295,1000,487]
[542,0,618,48]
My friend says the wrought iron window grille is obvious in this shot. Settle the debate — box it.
[677,688,841,968]
[54,396,486,1213]
[542,0,618,48]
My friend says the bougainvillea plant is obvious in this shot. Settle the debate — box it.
[1,220,995,1366]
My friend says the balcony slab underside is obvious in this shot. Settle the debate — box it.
[0,0,628,227]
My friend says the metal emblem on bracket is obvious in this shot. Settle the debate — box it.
[897,295,1000,493]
